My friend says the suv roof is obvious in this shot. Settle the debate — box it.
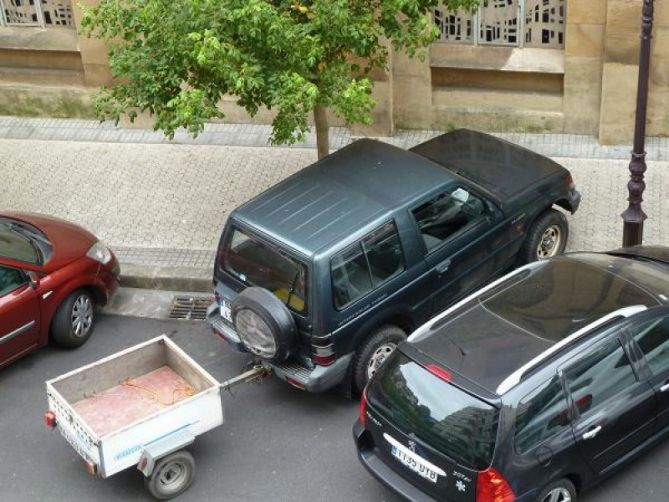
[233,138,457,257]
[410,253,667,394]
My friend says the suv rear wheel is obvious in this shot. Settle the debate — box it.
[535,478,577,502]
[520,209,569,264]
[353,325,406,393]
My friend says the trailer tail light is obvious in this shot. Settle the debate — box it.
[85,460,97,476]
[359,387,368,428]
[311,335,335,366]
[476,468,516,502]
[44,410,57,428]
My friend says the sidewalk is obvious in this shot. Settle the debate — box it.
[1,116,667,291]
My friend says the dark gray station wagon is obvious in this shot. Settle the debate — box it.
[207,129,581,394]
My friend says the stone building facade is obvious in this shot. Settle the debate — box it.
[0,0,667,144]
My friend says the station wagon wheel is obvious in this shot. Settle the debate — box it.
[534,479,577,502]
[519,209,569,264]
[353,325,406,394]
[145,450,195,500]
[367,343,397,380]
[51,289,96,348]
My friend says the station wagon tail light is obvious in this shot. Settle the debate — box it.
[476,468,516,502]
[44,410,57,428]
[359,387,368,428]
[426,364,452,383]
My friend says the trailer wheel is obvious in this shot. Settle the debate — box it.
[145,450,195,500]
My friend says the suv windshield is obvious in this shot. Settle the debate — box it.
[368,351,499,470]
[219,226,308,314]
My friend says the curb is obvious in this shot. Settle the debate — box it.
[120,263,212,293]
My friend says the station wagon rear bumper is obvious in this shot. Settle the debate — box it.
[353,421,436,502]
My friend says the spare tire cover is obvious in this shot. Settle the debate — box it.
[231,287,297,364]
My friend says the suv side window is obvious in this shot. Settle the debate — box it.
[331,221,405,310]
[412,186,486,252]
[630,315,669,374]
[515,375,570,453]
[0,265,26,297]
[565,338,637,417]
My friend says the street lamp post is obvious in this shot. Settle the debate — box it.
[621,0,654,247]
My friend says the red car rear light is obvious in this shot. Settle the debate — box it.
[359,387,368,428]
[565,173,576,190]
[44,410,57,428]
[476,468,516,502]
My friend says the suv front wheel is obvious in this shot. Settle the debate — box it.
[520,208,569,264]
[353,325,406,393]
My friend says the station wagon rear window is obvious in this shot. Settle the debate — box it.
[368,351,499,470]
[219,227,308,314]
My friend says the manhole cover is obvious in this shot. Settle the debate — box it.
[169,296,213,320]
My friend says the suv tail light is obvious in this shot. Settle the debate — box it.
[476,468,515,502]
[311,335,335,366]
[359,387,368,428]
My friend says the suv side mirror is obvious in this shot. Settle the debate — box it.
[26,271,40,289]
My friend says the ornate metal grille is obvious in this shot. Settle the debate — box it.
[435,0,565,48]
[435,7,474,43]
[0,0,74,27]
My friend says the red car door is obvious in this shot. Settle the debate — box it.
[0,265,41,366]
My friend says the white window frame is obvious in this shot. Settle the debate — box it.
[0,0,72,28]
[436,0,565,49]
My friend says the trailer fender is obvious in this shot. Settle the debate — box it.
[137,429,195,477]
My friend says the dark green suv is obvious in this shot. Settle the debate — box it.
[206,129,581,394]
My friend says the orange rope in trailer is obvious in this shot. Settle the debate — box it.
[120,378,195,406]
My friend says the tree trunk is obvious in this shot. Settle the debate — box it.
[313,102,329,160]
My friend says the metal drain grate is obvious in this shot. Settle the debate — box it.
[169,296,213,320]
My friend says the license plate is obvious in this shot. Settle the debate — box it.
[220,301,232,323]
[391,446,439,483]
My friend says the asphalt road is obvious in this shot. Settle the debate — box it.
[1,315,669,502]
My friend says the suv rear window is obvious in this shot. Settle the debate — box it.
[220,227,308,314]
[368,351,499,470]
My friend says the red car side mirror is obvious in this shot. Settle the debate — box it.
[27,271,40,289]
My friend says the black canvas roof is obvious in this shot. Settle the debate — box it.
[410,129,566,200]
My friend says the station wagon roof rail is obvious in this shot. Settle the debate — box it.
[495,304,649,395]
[407,262,542,344]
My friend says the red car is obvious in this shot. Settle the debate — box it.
[0,212,120,368]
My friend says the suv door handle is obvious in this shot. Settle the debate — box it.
[660,383,669,392]
[435,259,451,274]
[582,425,602,440]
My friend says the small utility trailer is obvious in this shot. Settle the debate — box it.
[45,335,267,499]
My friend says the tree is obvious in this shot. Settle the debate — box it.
[81,0,478,159]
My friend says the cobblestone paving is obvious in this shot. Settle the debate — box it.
[2,115,668,161]
[1,135,666,269]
